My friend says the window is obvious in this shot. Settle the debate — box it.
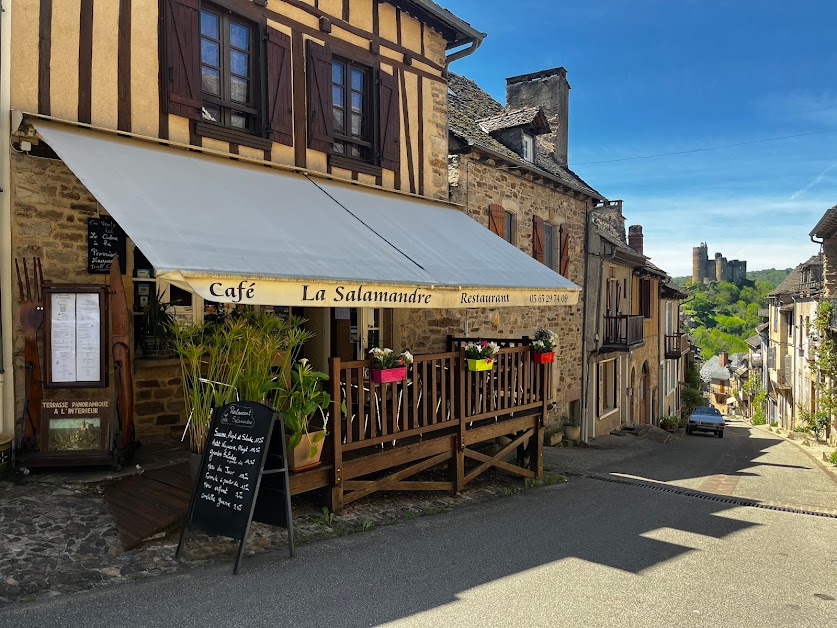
[543,222,555,270]
[504,211,516,245]
[332,59,373,161]
[638,278,653,318]
[200,8,257,131]
[598,359,618,417]
[522,133,534,162]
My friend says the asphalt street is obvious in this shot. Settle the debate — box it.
[2,422,836,628]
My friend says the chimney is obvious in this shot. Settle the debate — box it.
[628,225,644,255]
[506,67,570,165]
[719,352,728,367]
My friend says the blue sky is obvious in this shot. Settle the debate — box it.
[440,0,836,277]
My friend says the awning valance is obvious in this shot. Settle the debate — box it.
[34,121,580,309]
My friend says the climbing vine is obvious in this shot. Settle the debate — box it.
[810,300,837,439]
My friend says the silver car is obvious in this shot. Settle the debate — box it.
[687,406,725,438]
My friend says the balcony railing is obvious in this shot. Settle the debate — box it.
[664,333,687,359]
[794,280,822,294]
[603,314,644,348]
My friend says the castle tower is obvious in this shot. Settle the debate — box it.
[692,243,708,283]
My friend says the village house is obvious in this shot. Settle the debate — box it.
[582,201,687,436]
[0,0,598,512]
[441,68,605,434]
[765,255,821,429]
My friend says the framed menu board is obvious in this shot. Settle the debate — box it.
[44,285,108,388]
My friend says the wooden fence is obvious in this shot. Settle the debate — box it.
[289,344,552,511]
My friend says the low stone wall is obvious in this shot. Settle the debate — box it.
[133,359,186,443]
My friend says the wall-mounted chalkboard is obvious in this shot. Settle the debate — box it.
[177,401,294,574]
[87,217,126,274]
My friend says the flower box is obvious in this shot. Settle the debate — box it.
[371,366,408,384]
[533,351,555,364]
[467,358,495,372]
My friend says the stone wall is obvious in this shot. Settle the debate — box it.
[9,152,185,443]
[395,152,589,426]
[824,235,837,299]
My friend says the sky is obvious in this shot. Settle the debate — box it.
[439,0,837,277]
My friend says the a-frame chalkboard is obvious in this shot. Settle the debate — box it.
[176,401,294,574]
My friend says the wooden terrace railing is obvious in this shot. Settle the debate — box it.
[294,345,551,511]
[603,314,644,347]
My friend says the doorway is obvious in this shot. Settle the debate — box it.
[330,307,389,362]
[639,362,649,424]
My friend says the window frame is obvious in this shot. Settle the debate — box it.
[199,5,261,134]
[598,359,618,417]
[522,133,534,162]
[331,55,376,164]
[543,221,555,270]
[504,210,516,246]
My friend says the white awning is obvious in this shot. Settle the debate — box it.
[34,121,580,309]
[726,397,737,405]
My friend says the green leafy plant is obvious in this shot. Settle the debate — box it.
[320,506,336,526]
[829,450,837,467]
[660,416,679,429]
[560,414,578,428]
[138,288,176,357]
[263,359,332,460]
[368,347,413,369]
[531,327,557,353]
[752,412,767,426]
[769,421,778,428]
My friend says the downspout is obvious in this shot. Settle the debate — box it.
[0,0,13,435]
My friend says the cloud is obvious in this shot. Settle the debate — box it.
[790,161,837,199]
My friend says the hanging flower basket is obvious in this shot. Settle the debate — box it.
[533,351,555,364]
[371,366,408,383]
[467,358,495,372]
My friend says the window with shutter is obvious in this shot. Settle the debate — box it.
[266,27,292,146]
[332,57,373,161]
[307,39,333,154]
[503,210,516,245]
[532,215,544,263]
[543,222,555,270]
[488,204,505,239]
[164,0,202,120]
[379,69,400,172]
[558,223,571,277]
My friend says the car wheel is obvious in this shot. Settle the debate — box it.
[718,431,724,438]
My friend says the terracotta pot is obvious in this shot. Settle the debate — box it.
[533,351,555,364]
[290,430,326,472]
[371,367,408,384]
[467,358,495,372]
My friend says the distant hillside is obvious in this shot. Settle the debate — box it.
[674,268,791,290]
[747,268,791,287]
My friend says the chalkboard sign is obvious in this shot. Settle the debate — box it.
[87,217,126,274]
[177,401,294,574]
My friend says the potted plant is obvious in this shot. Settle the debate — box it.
[660,416,679,432]
[563,415,581,442]
[368,347,413,383]
[266,359,332,471]
[531,327,557,363]
[464,340,500,371]
[138,288,176,358]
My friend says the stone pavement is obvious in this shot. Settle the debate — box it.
[0,444,571,608]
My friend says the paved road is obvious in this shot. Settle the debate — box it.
[3,422,836,628]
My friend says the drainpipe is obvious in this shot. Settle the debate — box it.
[445,37,483,68]
[0,0,13,435]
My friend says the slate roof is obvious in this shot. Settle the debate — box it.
[477,106,548,134]
[447,73,604,200]
[745,334,761,349]
[809,203,837,239]
[768,255,821,297]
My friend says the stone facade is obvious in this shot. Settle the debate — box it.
[392,152,590,426]
[9,151,186,442]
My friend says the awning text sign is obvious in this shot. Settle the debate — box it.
[159,273,579,309]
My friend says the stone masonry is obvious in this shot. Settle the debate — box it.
[392,152,589,427]
[10,151,186,443]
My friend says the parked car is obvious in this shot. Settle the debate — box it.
[687,406,725,438]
